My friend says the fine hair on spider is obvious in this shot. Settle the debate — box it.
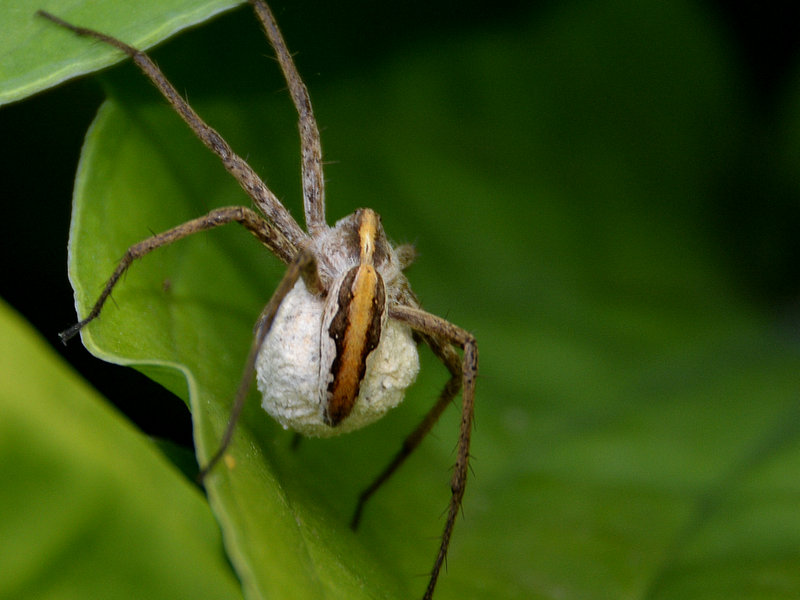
[39,2,478,599]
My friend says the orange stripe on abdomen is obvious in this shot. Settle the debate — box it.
[325,265,385,425]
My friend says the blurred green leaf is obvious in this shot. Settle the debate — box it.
[32,0,800,599]
[0,298,242,599]
[0,0,244,106]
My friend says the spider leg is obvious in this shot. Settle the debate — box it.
[199,244,319,479]
[37,10,307,248]
[350,335,459,529]
[395,243,418,270]
[382,304,478,600]
[59,206,296,343]
[251,1,327,235]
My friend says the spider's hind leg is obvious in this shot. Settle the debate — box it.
[199,245,320,479]
[349,335,460,530]
[354,304,478,600]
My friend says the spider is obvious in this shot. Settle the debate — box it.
[39,2,478,598]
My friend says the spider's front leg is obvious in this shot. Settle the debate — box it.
[250,0,326,235]
[59,206,296,343]
[36,9,307,250]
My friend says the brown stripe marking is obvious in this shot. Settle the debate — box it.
[325,264,385,426]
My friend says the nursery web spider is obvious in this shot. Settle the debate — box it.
[40,2,478,598]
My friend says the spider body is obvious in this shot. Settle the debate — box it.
[258,208,420,436]
[43,4,478,599]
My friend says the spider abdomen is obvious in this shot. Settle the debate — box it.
[324,264,386,426]
[256,279,419,437]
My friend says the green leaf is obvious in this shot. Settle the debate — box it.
[42,0,800,599]
[0,298,242,599]
[0,0,244,106]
